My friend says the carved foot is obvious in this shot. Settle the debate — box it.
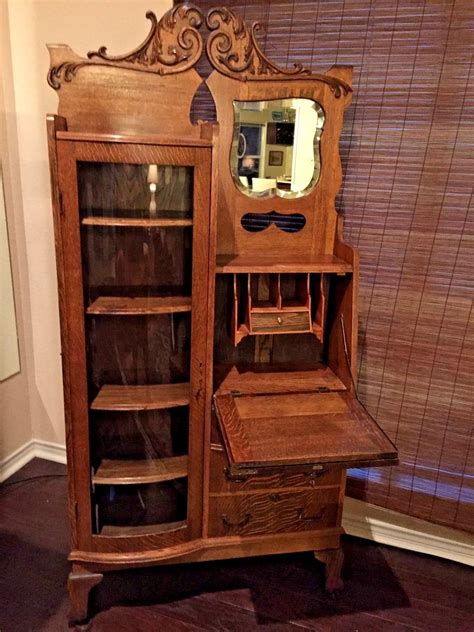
[68,567,103,626]
[314,547,344,593]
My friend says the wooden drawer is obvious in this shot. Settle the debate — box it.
[208,488,340,537]
[250,310,310,334]
[209,445,342,493]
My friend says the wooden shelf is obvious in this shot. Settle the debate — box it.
[216,254,352,274]
[91,383,190,411]
[87,296,191,315]
[82,217,193,228]
[93,455,188,485]
[100,520,187,537]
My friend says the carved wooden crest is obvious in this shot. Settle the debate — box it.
[48,3,351,97]
[48,4,203,89]
[205,7,350,96]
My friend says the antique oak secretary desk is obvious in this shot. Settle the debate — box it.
[46,3,398,624]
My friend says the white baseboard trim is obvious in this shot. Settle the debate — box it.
[1,444,472,565]
[33,438,67,465]
[342,497,473,566]
[0,438,66,482]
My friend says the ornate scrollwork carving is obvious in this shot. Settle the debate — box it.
[206,8,310,79]
[48,3,351,97]
[48,4,204,89]
[205,7,351,97]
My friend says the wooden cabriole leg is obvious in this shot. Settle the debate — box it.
[68,565,103,626]
[314,547,344,593]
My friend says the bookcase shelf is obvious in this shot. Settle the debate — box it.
[82,217,193,228]
[100,520,187,537]
[216,254,352,274]
[93,455,188,485]
[87,296,192,316]
[91,383,190,411]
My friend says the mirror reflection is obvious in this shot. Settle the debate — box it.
[232,98,325,198]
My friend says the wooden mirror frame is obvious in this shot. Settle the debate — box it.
[203,8,352,262]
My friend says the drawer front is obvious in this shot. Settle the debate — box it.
[250,310,310,333]
[208,488,340,537]
[209,445,342,493]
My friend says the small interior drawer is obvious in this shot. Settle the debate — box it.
[208,487,340,537]
[250,310,311,333]
[231,272,329,345]
[209,444,342,493]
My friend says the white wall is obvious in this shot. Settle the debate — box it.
[0,150,20,382]
[0,1,33,465]
[1,0,172,465]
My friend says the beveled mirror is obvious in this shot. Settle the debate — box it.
[231,98,325,198]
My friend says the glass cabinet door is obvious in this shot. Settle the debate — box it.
[57,142,210,544]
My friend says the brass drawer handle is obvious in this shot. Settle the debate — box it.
[298,507,325,522]
[269,493,282,502]
[276,316,283,325]
[221,513,251,528]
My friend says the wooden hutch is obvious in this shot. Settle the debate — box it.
[46,4,398,625]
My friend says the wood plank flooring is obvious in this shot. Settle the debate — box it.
[1,458,472,631]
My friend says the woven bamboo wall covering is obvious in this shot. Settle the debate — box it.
[190,0,473,533]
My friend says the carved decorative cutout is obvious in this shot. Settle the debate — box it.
[48,4,204,89]
[241,211,306,233]
[206,7,351,97]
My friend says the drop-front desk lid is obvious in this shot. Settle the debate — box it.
[213,365,398,476]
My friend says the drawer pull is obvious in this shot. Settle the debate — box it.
[221,513,251,528]
[224,467,258,482]
[269,493,282,502]
[276,316,283,324]
[308,470,326,486]
[298,507,325,522]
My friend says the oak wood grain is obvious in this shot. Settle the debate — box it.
[100,520,187,537]
[215,363,346,395]
[208,488,340,537]
[214,390,398,470]
[82,217,193,227]
[250,310,311,334]
[216,253,352,273]
[209,443,343,493]
[93,455,188,485]
[91,383,190,411]
[87,296,192,316]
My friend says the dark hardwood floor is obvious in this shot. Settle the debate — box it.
[1,458,472,631]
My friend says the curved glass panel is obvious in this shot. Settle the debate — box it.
[231,98,325,199]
